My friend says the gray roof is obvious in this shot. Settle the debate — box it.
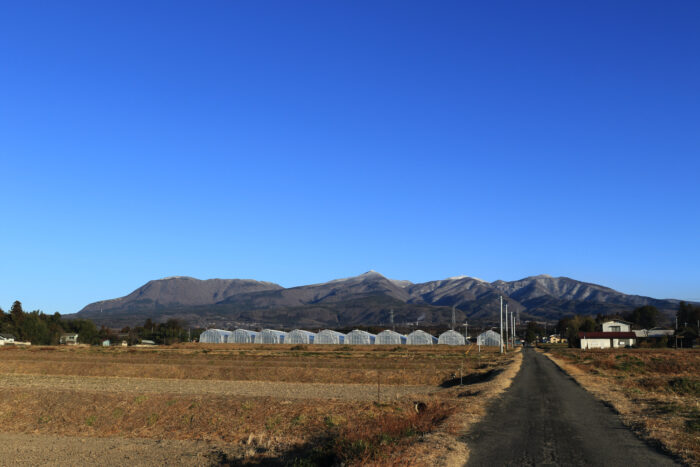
[0,333,15,339]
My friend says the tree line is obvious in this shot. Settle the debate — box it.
[523,302,700,347]
[0,301,201,345]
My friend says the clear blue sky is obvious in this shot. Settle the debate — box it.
[1,1,699,314]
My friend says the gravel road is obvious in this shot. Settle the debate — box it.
[0,373,431,401]
[464,348,678,466]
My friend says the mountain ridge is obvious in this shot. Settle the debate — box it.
[73,272,688,328]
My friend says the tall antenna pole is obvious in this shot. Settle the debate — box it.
[452,305,456,331]
[499,296,504,354]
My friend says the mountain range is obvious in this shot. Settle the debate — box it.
[72,272,686,329]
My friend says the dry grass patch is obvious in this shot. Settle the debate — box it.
[0,344,522,465]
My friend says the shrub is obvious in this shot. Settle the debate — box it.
[668,378,700,397]
[332,402,454,463]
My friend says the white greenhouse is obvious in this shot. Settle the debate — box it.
[199,329,233,344]
[315,330,345,344]
[406,330,438,345]
[229,328,258,344]
[286,329,316,344]
[477,330,501,346]
[438,330,467,346]
[345,329,376,345]
[375,330,406,345]
[254,329,287,344]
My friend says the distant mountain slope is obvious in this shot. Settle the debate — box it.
[79,276,282,314]
[216,270,411,309]
[73,272,687,328]
[489,275,681,320]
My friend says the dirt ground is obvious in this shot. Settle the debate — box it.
[0,344,521,465]
[0,433,224,467]
[0,373,433,400]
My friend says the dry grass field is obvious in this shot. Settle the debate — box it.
[0,343,521,466]
[542,347,700,466]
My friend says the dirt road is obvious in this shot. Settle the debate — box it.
[464,348,678,466]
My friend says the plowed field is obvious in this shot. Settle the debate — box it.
[0,344,518,465]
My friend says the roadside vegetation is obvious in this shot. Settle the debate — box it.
[543,347,700,465]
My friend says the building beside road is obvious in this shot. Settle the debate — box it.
[579,331,636,349]
[601,320,632,333]
[0,334,16,345]
[60,333,79,345]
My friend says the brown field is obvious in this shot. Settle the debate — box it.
[0,344,521,466]
[541,347,700,466]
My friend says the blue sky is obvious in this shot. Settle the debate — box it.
[1,1,699,313]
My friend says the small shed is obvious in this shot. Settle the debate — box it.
[375,330,406,345]
[438,330,466,346]
[229,329,258,344]
[60,333,79,345]
[102,340,110,347]
[254,329,287,344]
[286,329,316,344]
[406,330,437,345]
[0,334,16,346]
[648,328,674,338]
[345,330,376,345]
[315,330,346,344]
[477,330,501,346]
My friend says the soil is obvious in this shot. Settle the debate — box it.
[0,433,232,466]
[0,373,432,401]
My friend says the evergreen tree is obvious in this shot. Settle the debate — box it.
[10,301,24,327]
[628,305,659,329]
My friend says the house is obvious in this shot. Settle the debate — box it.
[0,334,16,346]
[601,320,632,333]
[579,331,636,349]
[60,333,79,345]
[548,334,564,344]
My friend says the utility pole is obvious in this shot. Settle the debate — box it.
[464,321,468,340]
[499,296,504,354]
[675,316,678,349]
[512,311,516,346]
[505,302,509,350]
